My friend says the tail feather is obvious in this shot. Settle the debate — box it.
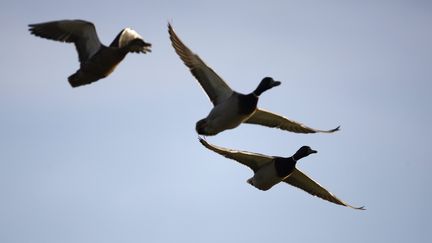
[68,72,94,88]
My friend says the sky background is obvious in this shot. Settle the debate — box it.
[1,0,431,242]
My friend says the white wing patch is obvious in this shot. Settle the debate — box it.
[118,28,143,48]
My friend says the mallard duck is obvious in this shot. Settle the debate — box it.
[199,138,364,210]
[29,19,151,87]
[168,23,339,135]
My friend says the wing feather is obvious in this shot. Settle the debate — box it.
[29,19,102,63]
[246,109,340,134]
[284,168,365,210]
[168,24,233,105]
[198,138,273,172]
[109,28,151,53]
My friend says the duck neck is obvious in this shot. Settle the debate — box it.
[252,85,268,96]
[274,157,296,178]
[292,151,307,161]
[238,93,259,115]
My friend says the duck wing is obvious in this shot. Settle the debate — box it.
[29,19,102,63]
[245,109,340,134]
[110,28,151,53]
[198,138,272,172]
[168,24,233,106]
[284,168,365,210]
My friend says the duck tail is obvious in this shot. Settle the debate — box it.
[68,72,92,88]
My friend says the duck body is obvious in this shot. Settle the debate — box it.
[196,92,259,135]
[68,45,128,87]
[248,157,296,191]
[68,46,127,87]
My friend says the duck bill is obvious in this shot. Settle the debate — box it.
[272,80,281,87]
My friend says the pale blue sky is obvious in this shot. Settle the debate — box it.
[1,0,431,242]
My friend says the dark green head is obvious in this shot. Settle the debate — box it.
[292,146,317,161]
[252,77,281,96]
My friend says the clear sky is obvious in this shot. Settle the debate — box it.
[1,0,431,242]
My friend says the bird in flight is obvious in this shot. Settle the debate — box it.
[168,23,339,135]
[199,138,364,210]
[29,19,151,87]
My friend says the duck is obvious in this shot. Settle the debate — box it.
[199,138,365,210]
[29,19,152,88]
[168,23,339,136]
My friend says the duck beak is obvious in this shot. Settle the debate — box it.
[310,149,317,154]
[272,80,281,87]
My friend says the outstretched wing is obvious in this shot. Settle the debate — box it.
[198,138,273,172]
[245,109,340,134]
[284,168,365,210]
[168,23,233,106]
[109,28,151,53]
[29,19,101,63]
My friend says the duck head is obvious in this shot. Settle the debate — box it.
[292,146,317,161]
[252,77,281,96]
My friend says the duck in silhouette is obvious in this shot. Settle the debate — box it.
[29,19,152,87]
[168,23,339,135]
[199,138,364,210]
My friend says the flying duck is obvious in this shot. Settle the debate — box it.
[29,19,152,87]
[199,138,364,210]
[168,24,339,136]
